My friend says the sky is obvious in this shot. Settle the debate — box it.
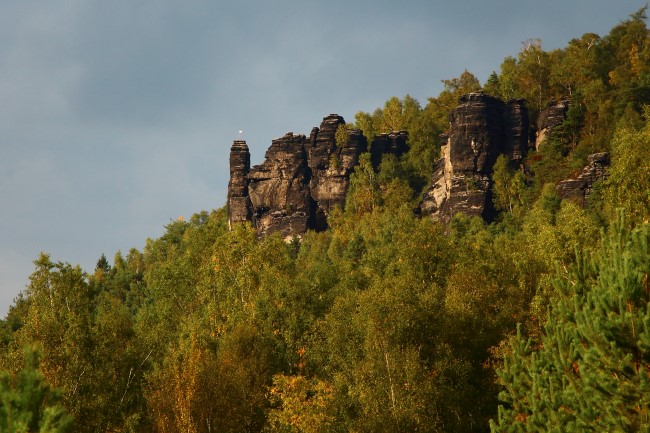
[0,0,644,316]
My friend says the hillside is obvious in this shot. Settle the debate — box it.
[1,8,649,433]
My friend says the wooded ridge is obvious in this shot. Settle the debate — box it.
[1,7,649,433]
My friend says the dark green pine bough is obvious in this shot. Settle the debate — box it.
[492,213,650,432]
[0,350,73,433]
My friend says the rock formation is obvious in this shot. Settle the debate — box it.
[227,140,252,229]
[247,132,313,239]
[503,99,529,165]
[227,95,605,236]
[227,114,369,239]
[306,114,368,231]
[419,92,530,223]
[556,152,609,207]
[535,100,569,150]
[370,131,409,170]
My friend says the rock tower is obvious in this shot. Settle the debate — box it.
[419,92,530,222]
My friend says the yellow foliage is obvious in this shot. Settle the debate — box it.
[267,374,334,433]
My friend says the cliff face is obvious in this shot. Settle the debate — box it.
[228,95,607,237]
[504,99,529,164]
[247,132,313,238]
[370,131,409,170]
[228,114,370,239]
[306,114,368,230]
[227,140,252,229]
[419,92,530,222]
[556,152,609,207]
[535,100,569,150]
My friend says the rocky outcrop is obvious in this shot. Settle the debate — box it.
[556,152,609,207]
[227,114,369,239]
[370,131,409,170]
[227,140,252,229]
[504,99,529,164]
[228,96,601,235]
[535,100,569,150]
[419,92,529,223]
[306,114,368,230]
[247,133,312,239]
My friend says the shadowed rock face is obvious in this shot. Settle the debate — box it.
[536,100,569,150]
[227,140,252,229]
[227,114,369,239]
[307,114,368,230]
[419,92,529,223]
[370,131,409,170]
[556,152,609,207]
[504,99,529,165]
[247,132,312,239]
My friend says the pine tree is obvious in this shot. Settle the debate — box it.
[0,349,73,433]
[491,213,650,432]
[483,71,501,97]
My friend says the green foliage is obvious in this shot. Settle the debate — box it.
[498,39,552,116]
[354,94,442,194]
[334,123,350,148]
[603,115,650,225]
[483,71,501,97]
[492,214,650,432]
[1,11,650,433]
[492,155,526,215]
[266,374,334,433]
[0,349,73,433]
[345,153,382,216]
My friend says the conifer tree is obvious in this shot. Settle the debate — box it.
[491,213,650,432]
[0,349,73,433]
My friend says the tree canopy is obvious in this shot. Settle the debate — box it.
[1,8,649,433]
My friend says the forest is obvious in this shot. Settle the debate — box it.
[1,7,650,433]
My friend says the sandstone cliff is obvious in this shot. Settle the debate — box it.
[247,132,313,238]
[535,100,570,150]
[419,92,530,223]
[556,152,609,207]
[227,140,252,229]
[228,114,371,239]
[370,131,409,170]
[228,95,608,237]
[306,114,368,231]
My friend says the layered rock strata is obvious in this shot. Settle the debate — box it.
[247,132,313,239]
[306,114,368,230]
[556,152,609,207]
[228,96,599,236]
[503,99,529,165]
[228,114,369,239]
[227,140,252,229]
[419,92,530,223]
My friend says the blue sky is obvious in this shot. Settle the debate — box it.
[0,0,643,316]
